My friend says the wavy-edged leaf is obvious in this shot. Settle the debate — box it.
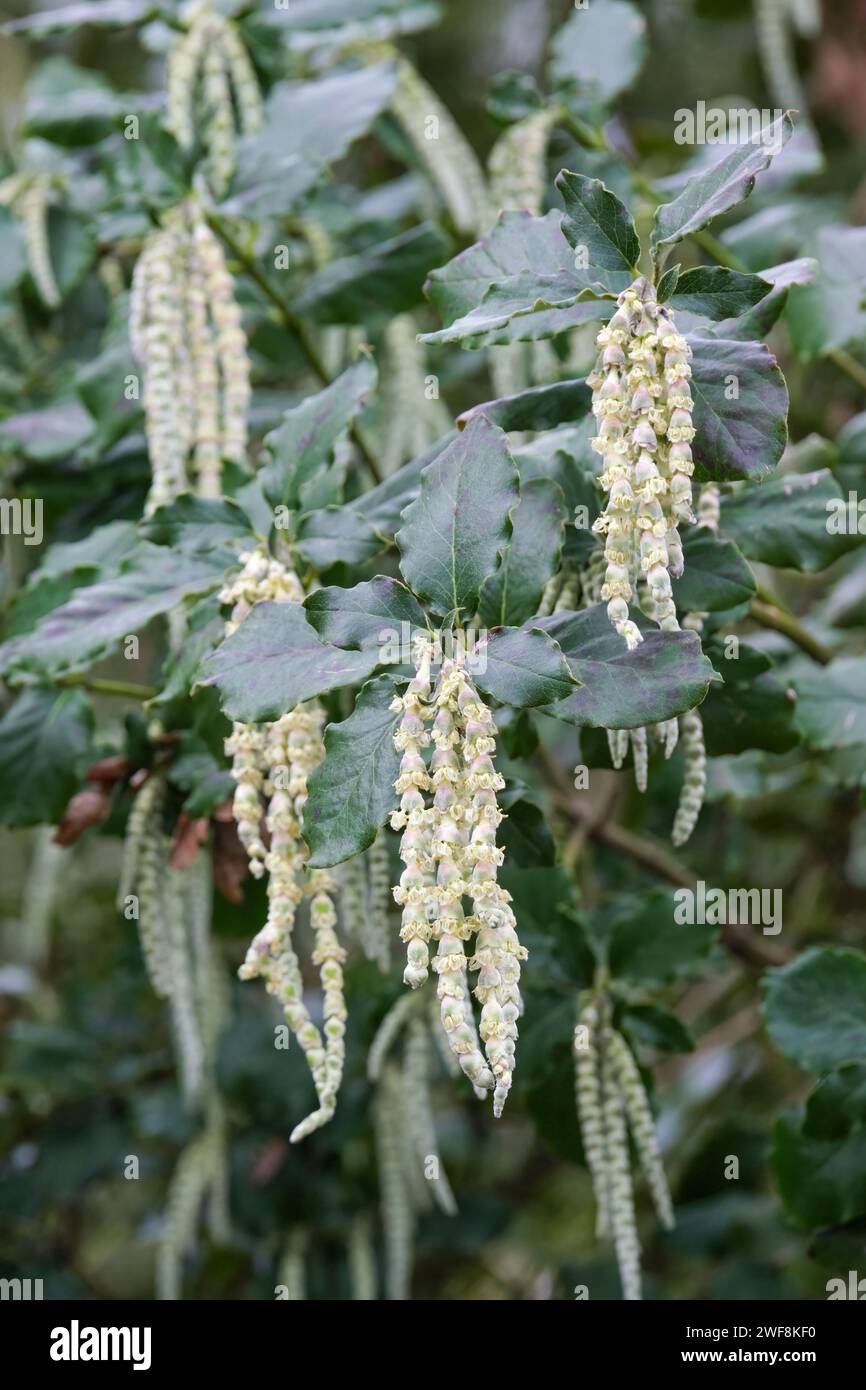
[547,0,647,107]
[200,601,381,724]
[478,477,566,627]
[609,887,717,987]
[555,169,640,278]
[295,224,451,325]
[305,673,402,867]
[721,468,863,572]
[536,604,718,728]
[458,378,591,435]
[304,577,426,650]
[668,266,771,321]
[397,415,517,618]
[700,639,799,755]
[651,112,794,255]
[471,623,577,709]
[688,336,788,481]
[0,688,94,828]
[764,947,866,1073]
[671,527,756,611]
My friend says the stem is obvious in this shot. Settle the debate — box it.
[207,213,383,484]
[828,347,866,393]
[57,674,156,700]
[749,599,833,665]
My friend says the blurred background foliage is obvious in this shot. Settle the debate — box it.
[1,0,866,1301]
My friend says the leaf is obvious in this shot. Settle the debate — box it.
[667,266,771,321]
[471,624,577,709]
[397,415,518,618]
[710,257,817,341]
[295,224,451,325]
[498,784,555,868]
[786,226,866,360]
[555,170,640,279]
[688,337,788,482]
[305,674,401,868]
[650,113,794,255]
[2,0,152,34]
[763,947,866,1073]
[478,477,566,627]
[260,358,377,514]
[304,577,426,650]
[670,527,756,611]
[168,736,234,819]
[457,378,591,435]
[547,0,647,107]
[294,507,387,570]
[0,546,224,679]
[221,64,398,219]
[537,605,718,728]
[720,469,862,572]
[348,434,455,537]
[140,495,254,555]
[199,602,382,724]
[608,887,717,987]
[260,0,440,49]
[0,400,93,462]
[773,1065,866,1229]
[0,688,94,828]
[792,659,866,752]
[700,640,799,756]
[620,1003,694,1055]
[421,210,606,348]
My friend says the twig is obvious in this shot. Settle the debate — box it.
[57,674,156,700]
[749,599,833,665]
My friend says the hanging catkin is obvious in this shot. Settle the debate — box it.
[390,639,526,1115]
[588,277,695,649]
[165,0,263,198]
[130,202,251,510]
[222,546,347,1142]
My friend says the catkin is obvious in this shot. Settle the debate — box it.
[600,1034,642,1301]
[589,277,695,649]
[671,708,707,847]
[165,0,263,198]
[223,546,348,1142]
[130,203,251,510]
[364,832,393,972]
[390,639,526,1114]
[156,1130,215,1300]
[606,1028,674,1231]
[574,1002,611,1238]
[402,1016,457,1216]
[348,1216,377,1300]
[374,1065,414,1301]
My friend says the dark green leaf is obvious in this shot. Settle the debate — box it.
[140,495,254,555]
[472,624,577,708]
[710,257,817,340]
[221,65,398,219]
[0,546,224,679]
[556,170,640,278]
[260,358,377,514]
[397,415,518,618]
[792,659,866,751]
[294,506,387,570]
[650,113,794,255]
[773,1065,866,1228]
[498,784,555,868]
[688,336,788,481]
[200,601,382,724]
[547,0,647,106]
[457,378,591,434]
[668,266,771,320]
[720,469,862,572]
[786,226,866,359]
[0,688,94,828]
[537,605,718,728]
[620,1003,695,1055]
[478,477,566,627]
[3,0,151,34]
[304,577,426,649]
[700,639,799,755]
[305,674,401,867]
[763,947,866,1072]
[671,527,756,611]
[609,887,717,987]
[296,224,451,325]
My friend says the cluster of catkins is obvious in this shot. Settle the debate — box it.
[130,201,251,511]
[589,276,696,651]
[390,637,526,1118]
[221,546,346,1143]
[370,992,458,1299]
[574,995,674,1301]
[165,0,263,197]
